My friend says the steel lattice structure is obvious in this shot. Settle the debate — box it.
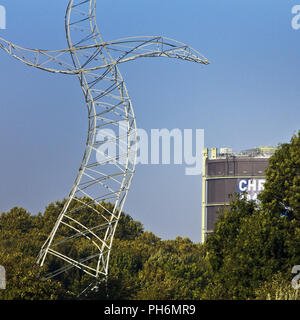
[0,0,209,285]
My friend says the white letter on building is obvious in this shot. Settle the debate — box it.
[239,180,248,192]
[258,179,265,192]
[248,179,256,192]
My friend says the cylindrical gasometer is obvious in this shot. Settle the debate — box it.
[201,147,276,242]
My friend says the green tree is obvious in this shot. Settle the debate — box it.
[0,201,146,299]
[260,131,300,220]
[203,131,300,300]
[254,272,299,300]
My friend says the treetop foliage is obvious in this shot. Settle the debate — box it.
[0,131,299,300]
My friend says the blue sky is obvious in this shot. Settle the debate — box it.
[0,0,299,242]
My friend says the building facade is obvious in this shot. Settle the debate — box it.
[201,146,276,243]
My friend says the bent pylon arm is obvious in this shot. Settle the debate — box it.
[0,37,77,74]
[105,36,210,65]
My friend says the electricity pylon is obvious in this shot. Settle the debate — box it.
[0,0,209,285]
